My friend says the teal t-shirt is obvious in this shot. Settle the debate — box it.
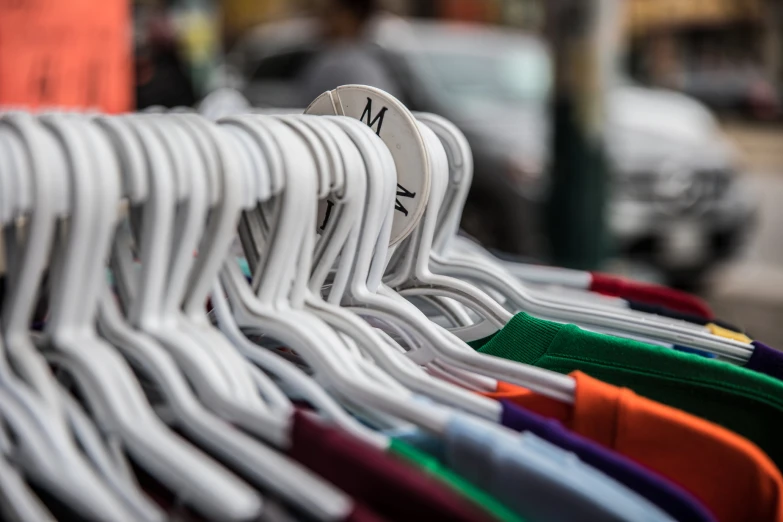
[473,313,783,470]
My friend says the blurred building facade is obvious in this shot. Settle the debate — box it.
[221,0,546,42]
[411,0,782,93]
[220,0,782,83]
[625,0,781,89]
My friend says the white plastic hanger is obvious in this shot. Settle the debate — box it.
[295,116,503,420]
[0,409,56,522]
[110,115,350,520]
[330,112,495,390]
[305,111,574,403]
[0,113,137,522]
[181,115,308,410]
[408,120,753,361]
[0,120,67,414]
[179,114,275,318]
[341,113,499,393]
[417,114,642,323]
[212,280,382,441]
[407,112,743,355]
[38,113,263,521]
[154,114,247,386]
[160,114,288,409]
[0,125,20,224]
[242,114,501,419]
[50,112,263,518]
[294,117,353,301]
[151,114,355,521]
[218,115,281,283]
[251,115,340,305]
[56,385,164,521]
[0,381,119,522]
[385,122,512,325]
[244,109,344,280]
[2,113,146,519]
[228,119,318,310]
[329,114,491,393]
[273,116,332,201]
[252,101,552,396]
[214,115,389,442]
[89,114,149,308]
[408,121,616,326]
[448,241,706,325]
[29,112,153,489]
[219,115,459,435]
[414,113,470,256]
[411,295,474,327]
[119,114,269,418]
[232,115,352,305]
[96,114,346,519]
[167,113,300,418]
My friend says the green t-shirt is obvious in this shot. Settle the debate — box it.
[388,439,525,522]
[473,312,783,470]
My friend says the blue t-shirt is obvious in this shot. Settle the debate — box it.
[397,414,674,522]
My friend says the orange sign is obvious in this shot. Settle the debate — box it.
[0,0,131,113]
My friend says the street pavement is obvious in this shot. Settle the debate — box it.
[703,122,783,346]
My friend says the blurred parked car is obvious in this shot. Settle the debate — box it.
[229,18,755,286]
[676,67,780,121]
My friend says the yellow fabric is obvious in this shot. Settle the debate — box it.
[707,323,752,343]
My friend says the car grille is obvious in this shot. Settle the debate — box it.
[695,168,733,200]
[619,173,657,202]
[620,168,732,213]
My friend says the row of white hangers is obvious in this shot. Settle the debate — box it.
[0,85,754,521]
[203,87,752,363]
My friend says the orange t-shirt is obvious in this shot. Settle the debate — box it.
[483,371,783,522]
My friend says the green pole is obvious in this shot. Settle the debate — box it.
[544,0,620,269]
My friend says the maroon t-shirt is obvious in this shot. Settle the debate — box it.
[346,504,390,522]
[288,410,494,522]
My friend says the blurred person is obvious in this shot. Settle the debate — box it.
[135,10,196,109]
[299,0,401,102]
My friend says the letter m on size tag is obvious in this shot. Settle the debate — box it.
[359,97,415,216]
[395,183,415,216]
[360,97,388,136]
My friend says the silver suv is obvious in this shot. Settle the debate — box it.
[230,18,756,286]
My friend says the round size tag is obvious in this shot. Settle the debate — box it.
[305,85,431,247]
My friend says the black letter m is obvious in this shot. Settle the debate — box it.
[360,97,388,136]
[395,183,416,217]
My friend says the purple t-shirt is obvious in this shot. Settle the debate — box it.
[746,341,783,382]
[499,400,715,522]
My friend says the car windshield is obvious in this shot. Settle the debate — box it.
[415,45,552,107]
